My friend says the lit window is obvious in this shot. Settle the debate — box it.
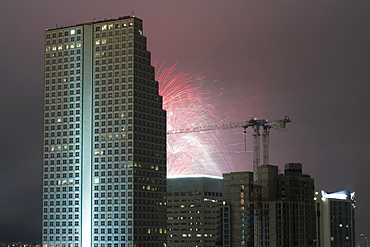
[70,30,75,35]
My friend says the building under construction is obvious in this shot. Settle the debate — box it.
[222,163,316,247]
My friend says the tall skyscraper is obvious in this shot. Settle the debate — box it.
[222,171,254,247]
[42,16,167,247]
[222,163,316,247]
[259,163,316,247]
[315,189,356,247]
[166,176,223,247]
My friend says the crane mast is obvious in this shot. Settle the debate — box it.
[252,125,260,182]
[242,116,291,247]
[262,127,270,166]
[242,116,291,174]
[167,116,292,247]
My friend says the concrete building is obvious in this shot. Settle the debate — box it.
[222,163,316,247]
[259,163,316,247]
[315,189,356,247]
[222,171,254,247]
[167,176,223,247]
[42,16,167,247]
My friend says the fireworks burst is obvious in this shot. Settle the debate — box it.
[155,63,232,177]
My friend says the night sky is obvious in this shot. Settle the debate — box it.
[0,0,369,242]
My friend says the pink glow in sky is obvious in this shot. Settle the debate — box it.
[0,0,369,241]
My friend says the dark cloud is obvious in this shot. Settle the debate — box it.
[0,0,369,242]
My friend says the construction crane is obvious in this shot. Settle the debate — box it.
[167,116,292,176]
[241,117,291,247]
[167,116,293,247]
[166,121,246,135]
[242,116,291,181]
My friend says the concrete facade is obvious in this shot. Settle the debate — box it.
[222,171,254,247]
[315,189,356,247]
[222,163,315,247]
[167,177,223,247]
[42,16,167,247]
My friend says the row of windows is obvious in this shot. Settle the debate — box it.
[44,71,79,81]
[95,30,138,39]
[44,158,80,165]
[95,22,134,31]
[44,213,79,219]
[46,49,81,57]
[93,205,129,211]
[44,197,80,206]
[45,127,80,133]
[46,71,82,78]
[94,220,132,226]
[92,148,165,158]
[46,43,81,54]
[95,35,133,45]
[43,219,79,226]
[94,213,131,218]
[94,198,132,204]
[44,130,80,138]
[46,36,80,45]
[167,191,222,197]
[93,228,129,234]
[44,152,78,158]
[46,29,81,39]
[46,58,80,67]
[44,185,79,191]
[44,228,79,234]
[45,96,80,104]
[95,42,134,51]
[43,173,79,179]
[45,65,81,72]
[94,236,126,241]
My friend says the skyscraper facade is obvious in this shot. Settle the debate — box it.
[42,16,167,247]
[222,171,254,247]
[315,189,356,247]
[222,163,316,247]
[166,177,223,247]
[259,163,316,247]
